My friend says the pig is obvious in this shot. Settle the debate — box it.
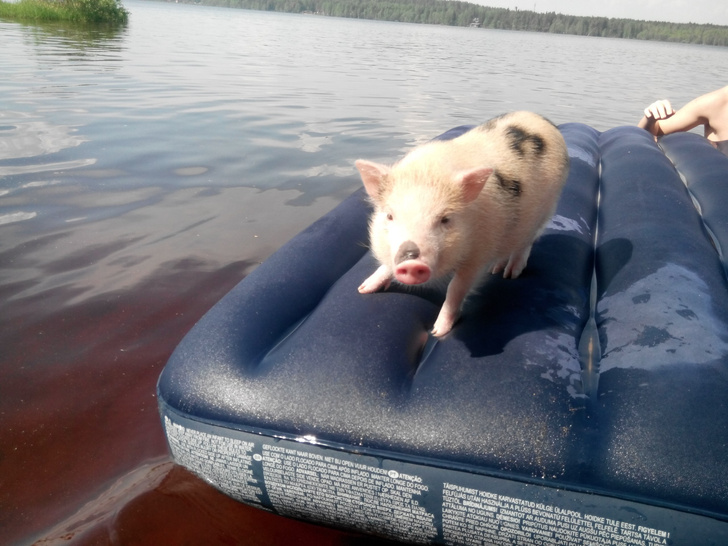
[355,111,570,337]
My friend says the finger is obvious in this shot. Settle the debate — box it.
[646,106,663,119]
[657,100,674,118]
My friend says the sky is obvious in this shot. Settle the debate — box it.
[471,0,728,26]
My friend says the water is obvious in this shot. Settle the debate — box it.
[1,1,727,543]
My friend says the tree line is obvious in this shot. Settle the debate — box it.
[186,0,728,46]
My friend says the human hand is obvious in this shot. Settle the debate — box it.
[644,99,675,120]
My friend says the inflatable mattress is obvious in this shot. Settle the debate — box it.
[158,124,728,545]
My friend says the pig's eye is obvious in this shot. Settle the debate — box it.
[440,216,450,225]
[386,213,394,221]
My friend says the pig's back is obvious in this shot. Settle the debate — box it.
[466,112,570,258]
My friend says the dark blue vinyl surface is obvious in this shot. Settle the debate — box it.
[159,124,728,540]
[593,128,728,516]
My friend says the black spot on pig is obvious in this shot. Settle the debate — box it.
[493,170,522,197]
[483,113,507,131]
[506,125,546,156]
[395,241,420,264]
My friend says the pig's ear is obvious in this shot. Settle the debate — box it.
[455,167,493,203]
[355,160,390,200]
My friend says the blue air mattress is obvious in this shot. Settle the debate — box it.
[158,124,728,545]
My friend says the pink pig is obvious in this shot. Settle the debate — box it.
[356,111,569,337]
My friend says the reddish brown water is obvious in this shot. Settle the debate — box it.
[1,207,399,545]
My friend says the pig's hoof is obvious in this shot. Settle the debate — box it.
[503,263,525,279]
[358,277,391,294]
[430,324,452,338]
[358,282,377,293]
[431,315,456,338]
[492,259,507,275]
[502,249,530,278]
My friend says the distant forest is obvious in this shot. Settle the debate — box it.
[184,0,728,46]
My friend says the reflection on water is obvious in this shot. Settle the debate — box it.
[19,15,127,48]
[0,111,87,160]
[0,210,37,225]
[1,183,344,305]
[1,1,727,543]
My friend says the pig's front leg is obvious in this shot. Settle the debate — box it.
[358,264,393,293]
[502,244,532,279]
[431,269,477,337]
[491,244,532,279]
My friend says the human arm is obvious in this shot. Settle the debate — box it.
[638,87,728,139]
[638,99,675,137]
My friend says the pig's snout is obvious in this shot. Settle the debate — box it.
[394,241,430,284]
[395,260,431,284]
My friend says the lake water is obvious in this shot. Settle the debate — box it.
[1,1,727,543]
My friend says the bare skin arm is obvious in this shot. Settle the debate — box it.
[638,86,728,142]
